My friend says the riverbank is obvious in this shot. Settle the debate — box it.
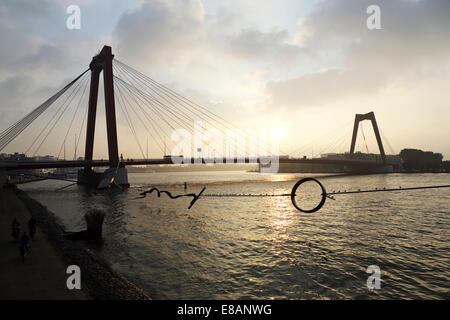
[0,184,151,300]
[0,186,88,299]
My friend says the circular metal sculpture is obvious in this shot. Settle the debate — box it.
[290,177,327,213]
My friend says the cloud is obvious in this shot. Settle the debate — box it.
[218,28,304,64]
[0,0,105,138]
[266,0,450,108]
[113,0,206,69]
[266,67,386,107]
[113,0,310,75]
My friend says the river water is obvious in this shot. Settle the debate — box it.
[19,172,449,299]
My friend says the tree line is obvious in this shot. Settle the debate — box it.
[399,148,449,172]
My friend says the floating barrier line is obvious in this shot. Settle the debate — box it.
[327,184,450,196]
[134,179,450,212]
[290,178,450,213]
[203,185,450,198]
[202,193,291,197]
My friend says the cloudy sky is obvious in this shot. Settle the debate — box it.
[0,0,449,159]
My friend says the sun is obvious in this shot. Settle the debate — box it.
[271,126,285,139]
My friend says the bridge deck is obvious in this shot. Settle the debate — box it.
[1,157,386,171]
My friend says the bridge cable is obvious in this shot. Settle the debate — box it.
[114,62,203,128]
[114,76,186,155]
[114,73,179,135]
[0,70,87,147]
[33,75,88,157]
[116,79,154,159]
[113,64,227,142]
[115,60,255,138]
[74,93,90,159]
[114,59,283,156]
[114,60,237,129]
[114,79,166,155]
[0,69,89,151]
[325,128,352,154]
[118,60,275,157]
[112,65,169,153]
[116,79,173,151]
[0,71,88,150]
[114,63,264,158]
[330,128,354,154]
[57,75,90,159]
[27,73,89,156]
[23,73,88,156]
[116,76,225,158]
[113,66,175,147]
[113,69,228,159]
[113,64,192,135]
[114,79,165,155]
[116,75,225,159]
[288,120,353,157]
[379,127,396,155]
[114,81,147,159]
[360,122,370,153]
[114,73,181,138]
[317,126,353,156]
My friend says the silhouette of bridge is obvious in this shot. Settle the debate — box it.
[0,46,397,187]
[0,156,389,171]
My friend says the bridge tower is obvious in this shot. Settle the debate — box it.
[78,45,128,188]
[349,111,386,164]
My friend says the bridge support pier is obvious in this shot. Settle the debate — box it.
[77,167,129,189]
[78,45,129,189]
[349,111,387,164]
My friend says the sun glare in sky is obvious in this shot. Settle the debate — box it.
[271,126,285,140]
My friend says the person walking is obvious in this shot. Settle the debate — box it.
[28,216,37,239]
[19,231,30,262]
[11,218,20,241]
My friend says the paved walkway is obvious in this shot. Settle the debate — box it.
[0,187,89,299]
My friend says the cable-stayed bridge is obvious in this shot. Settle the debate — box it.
[0,46,399,188]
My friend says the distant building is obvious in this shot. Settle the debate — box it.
[266,152,402,173]
[12,152,27,161]
[34,155,58,161]
[0,152,29,161]
[0,152,62,162]
[321,152,401,166]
